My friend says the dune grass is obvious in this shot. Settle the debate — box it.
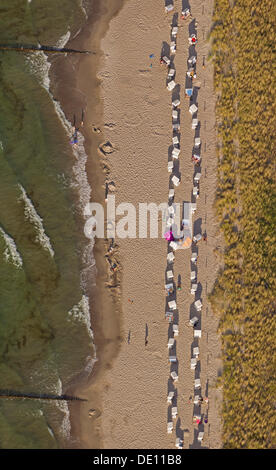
[209,0,276,448]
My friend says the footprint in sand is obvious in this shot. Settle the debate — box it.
[98,141,115,156]
[123,112,143,129]
[104,123,116,129]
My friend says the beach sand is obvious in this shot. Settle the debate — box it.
[49,0,126,449]
[60,0,222,449]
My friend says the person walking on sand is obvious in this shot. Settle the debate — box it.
[145,323,148,346]
[203,232,207,241]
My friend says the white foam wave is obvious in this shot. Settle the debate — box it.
[25,28,70,93]
[80,0,88,20]
[56,30,71,49]
[25,51,51,92]
[0,226,23,268]
[24,25,97,443]
[55,377,71,440]
[47,425,55,439]
[59,400,71,440]
[18,184,55,258]
[25,26,94,267]
[68,294,94,341]
[84,354,98,375]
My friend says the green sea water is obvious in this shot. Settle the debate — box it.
[0,1,94,448]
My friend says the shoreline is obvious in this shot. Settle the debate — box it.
[50,0,222,449]
[49,0,126,449]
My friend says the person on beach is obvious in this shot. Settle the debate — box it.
[71,128,78,147]
[203,232,207,241]
[145,323,148,346]
[128,298,134,304]
[111,262,117,272]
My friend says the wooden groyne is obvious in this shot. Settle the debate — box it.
[0,390,87,402]
[0,43,92,54]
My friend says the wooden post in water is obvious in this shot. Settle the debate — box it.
[0,43,93,55]
[0,390,87,402]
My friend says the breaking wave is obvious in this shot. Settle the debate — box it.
[18,184,55,258]
[0,226,23,268]
[68,294,94,341]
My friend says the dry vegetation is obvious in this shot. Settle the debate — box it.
[209,0,276,448]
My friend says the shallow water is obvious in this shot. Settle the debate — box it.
[0,0,94,448]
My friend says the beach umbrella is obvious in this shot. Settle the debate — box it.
[164,231,174,241]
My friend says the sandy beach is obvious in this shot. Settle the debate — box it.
[62,0,222,449]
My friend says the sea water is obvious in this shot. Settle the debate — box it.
[0,0,94,448]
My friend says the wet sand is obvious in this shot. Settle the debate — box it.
[50,0,126,449]
[53,0,222,448]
